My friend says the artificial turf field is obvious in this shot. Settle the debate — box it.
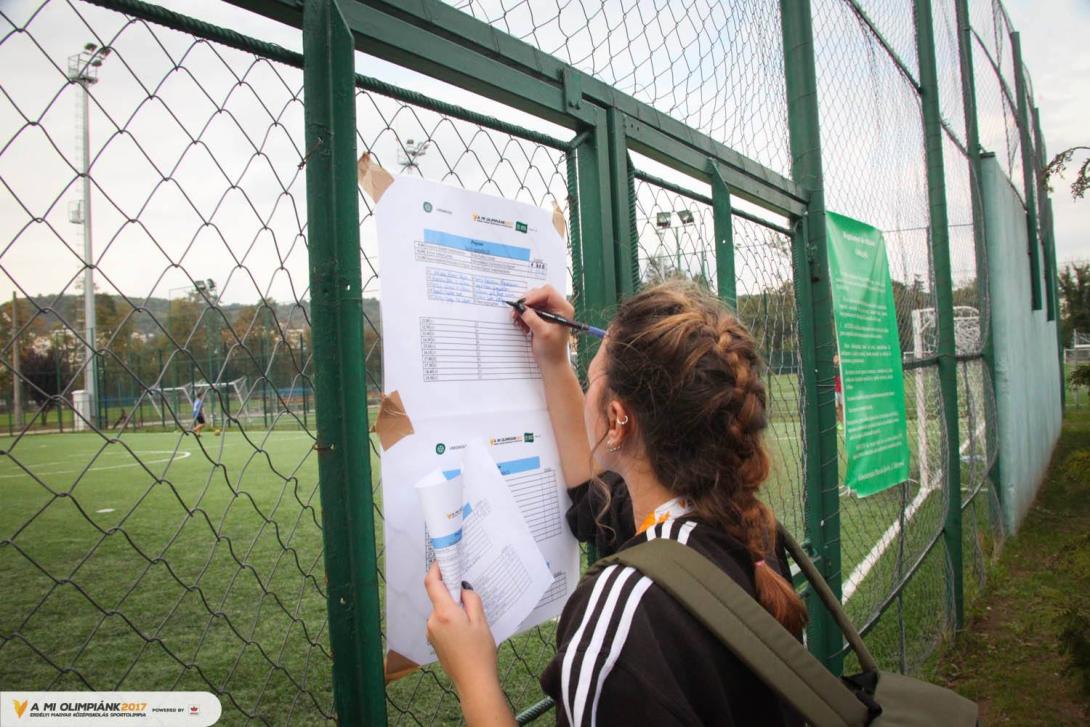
[0,381,969,725]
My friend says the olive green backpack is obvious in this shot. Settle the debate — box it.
[588,526,977,726]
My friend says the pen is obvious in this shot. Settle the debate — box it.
[505,300,606,339]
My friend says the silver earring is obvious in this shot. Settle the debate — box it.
[618,415,629,426]
[606,441,621,452]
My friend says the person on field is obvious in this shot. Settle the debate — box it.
[423,280,804,726]
[192,389,206,436]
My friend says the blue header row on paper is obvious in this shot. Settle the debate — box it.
[424,229,531,261]
[430,529,462,549]
[442,456,540,483]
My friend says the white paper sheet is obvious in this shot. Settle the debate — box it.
[376,176,580,669]
[382,410,580,666]
[376,176,569,419]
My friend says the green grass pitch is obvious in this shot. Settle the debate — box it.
[0,373,964,724]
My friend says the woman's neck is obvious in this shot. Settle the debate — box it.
[622,464,674,531]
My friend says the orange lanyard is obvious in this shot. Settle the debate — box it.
[636,497,693,535]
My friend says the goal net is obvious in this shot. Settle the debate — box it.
[144,377,263,430]
[910,306,983,491]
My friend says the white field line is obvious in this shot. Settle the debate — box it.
[0,450,192,479]
[842,483,935,602]
[842,417,987,602]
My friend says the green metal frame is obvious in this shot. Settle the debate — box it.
[710,166,737,309]
[915,0,965,630]
[1010,33,1043,311]
[954,0,1004,518]
[1031,108,1056,323]
[302,1,386,723]
[780,0,843,675]
[224,0,807,218]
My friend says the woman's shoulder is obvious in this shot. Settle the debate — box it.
[544,517,779,726]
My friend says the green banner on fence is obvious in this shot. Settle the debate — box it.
[827,211,910,496]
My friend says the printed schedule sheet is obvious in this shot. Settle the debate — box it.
[373,175,579,672]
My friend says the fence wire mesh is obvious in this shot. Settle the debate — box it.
[443,0,793,178]
[0,1,332,724]
[0,0,1057,721]
[631,172,806,541]
[352,81,573,726]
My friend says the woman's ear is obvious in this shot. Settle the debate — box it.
[606,399,632,446]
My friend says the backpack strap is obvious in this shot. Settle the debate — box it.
[590,538,870,727]
[776,523,879,674]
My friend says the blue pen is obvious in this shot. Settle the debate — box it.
[505,300,606,339]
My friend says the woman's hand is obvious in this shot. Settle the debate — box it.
[513,284,574,372]
[424,564,514,726]
[513,285,594,487]
[424,563,498,691]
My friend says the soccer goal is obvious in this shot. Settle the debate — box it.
[1064,330,1090,367]
[910,306,984,491]
[144,377,264,430]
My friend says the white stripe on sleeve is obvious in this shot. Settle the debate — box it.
[570,567,638,727]
[589,575,655,727]
[677,521,697,545]
[561,565,619,726]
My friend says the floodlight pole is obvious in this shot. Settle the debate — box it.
[69,43,109,422]
[11,292,22,431]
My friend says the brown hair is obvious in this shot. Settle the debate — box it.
[594,280,807,635]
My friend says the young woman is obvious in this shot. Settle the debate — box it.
[423,281,805,726]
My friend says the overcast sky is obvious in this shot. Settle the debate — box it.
[0,0,1086,314]
[1005,0,1090,266]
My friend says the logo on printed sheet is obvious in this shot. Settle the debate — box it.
[435,443,446,455]
[423,201,433,213]
[515,221,528,233]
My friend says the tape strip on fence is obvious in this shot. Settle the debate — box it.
[358,152,394,202]
[372,390,414,451]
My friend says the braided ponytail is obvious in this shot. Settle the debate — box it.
[602,281,808,635]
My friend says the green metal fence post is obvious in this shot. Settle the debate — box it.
[916,0,964,629]
[571,115,618,339]
[302,1,386,723]
[710,166,737,309]
[1031,108,1055,323]
[1031,106,1066,409]
[1010,33,1042,311]
[954,0,1003,515]
[780,0,843,675]
[1046,197,1064,410]
[607,109,637,296]
[568,113,616,566]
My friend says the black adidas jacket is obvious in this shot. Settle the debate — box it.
[539,475,803,727]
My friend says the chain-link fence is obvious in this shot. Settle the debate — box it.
[0,0,1061,723]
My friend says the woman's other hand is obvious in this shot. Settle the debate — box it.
[424,562,498,692]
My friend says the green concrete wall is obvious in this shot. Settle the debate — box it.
[982,154,1062,533]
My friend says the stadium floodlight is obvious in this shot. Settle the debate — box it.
[398,138,430,175]
[676,209,695,225]
[655,212,672,229]
[68,42,111,425]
